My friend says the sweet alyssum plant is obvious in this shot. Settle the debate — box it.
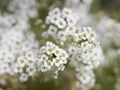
[0,0,104,90]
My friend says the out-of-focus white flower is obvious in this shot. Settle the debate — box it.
[49,8,61,16]
[58,31,66,41]
[26,66,36,76]
[17,56,26,67]
[47,25,57,36]
[25,51,34,60]
[19,73,29,82]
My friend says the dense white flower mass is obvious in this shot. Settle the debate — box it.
[0,30,39,81]
[45,7,104,90]
[0,0,39,84]
[12,42,68,80]
[8,0,38,20]
[76,65,95,90]
[96,16,120,48]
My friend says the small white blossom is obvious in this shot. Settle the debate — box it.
[56,18,66,29]
[49,8,61,16]
[14,65,23,74]
[47,25,58,36]
[62,8,72,18]
[58,31,66,41]
[50,15,60,25]
[17,56,26,67]
[26,66,36,76]
[44,60,53,69]
[67,15,77,26]
[19,73,29,82]
[53,57,62,66]
[25,51,34,59]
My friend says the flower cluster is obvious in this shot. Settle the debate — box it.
[76,66,95,90]
[14,51,37,82]
[46,8,79,27]
[8,0,38,20]
[0,0,39,85]
[12,41,68,81]
[69,27,103,68]
[0,14,30,33]
[68,27,104,89]
[45,7,79,44]
[0,30,39,82]
[96,16,120,48]
[37,42,68,78]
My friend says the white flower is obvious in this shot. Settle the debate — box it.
[53,47,61,56]
[89,31,96,41]
[14,65,23,73]
[67,15,77,26]
[75,34,82,42]
[53,57,62,66]
[56,18,66,29]
[44,60,53,69]
[81,41,89,50]
[25,51,34,59]
[49,8,61,16]
[68,46,75,55]
[62,8,72,18]
[65,26,77,35]
[60,50,68,60]
[39,55,48,62]
[26,66,36,76]
[40,46,46,53]
[78,75,91,84]
[26,57,35,66]
[58,31,66,41]
[46,47,53,55]
[0,63,10,74]
[40,66,48,72]
[62,59,67,64]
[50,15,60,25]
[17,56,26,67]
[45,16,51,24]
[46,41,55,47]
[81,30,89,40]
[19,73,28,82]
[47,25,58,36]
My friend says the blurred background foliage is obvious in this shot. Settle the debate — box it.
[91,0,120,22]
